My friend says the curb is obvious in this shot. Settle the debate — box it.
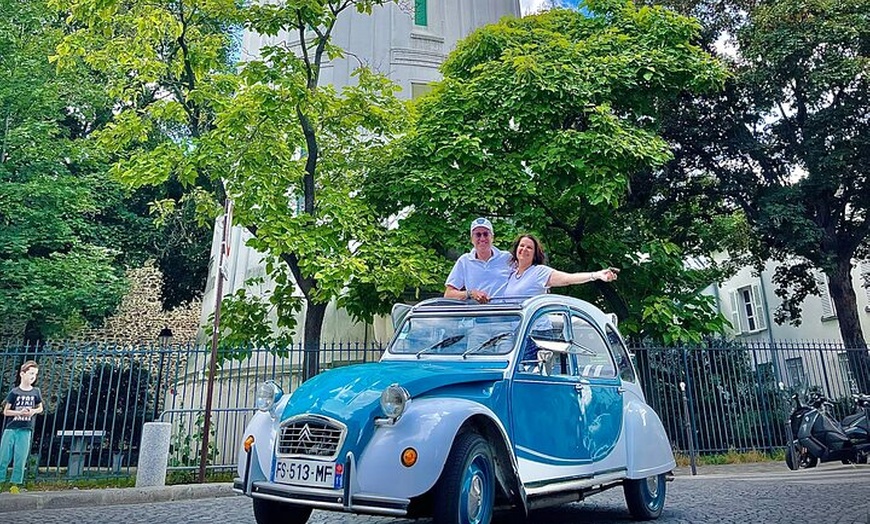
[0,482,236,513]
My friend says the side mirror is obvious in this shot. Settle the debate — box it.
[391,303,411,330]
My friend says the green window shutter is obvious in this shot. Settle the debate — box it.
[415,0,427,26]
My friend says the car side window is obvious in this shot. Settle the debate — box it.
[520,310,572,376]
[606,326,637,382]
[569,314,616,378]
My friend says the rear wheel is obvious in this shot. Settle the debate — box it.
[433,431,496,524]
[252,498,313,524]
[786,444,818,470]
[623,473,667,520]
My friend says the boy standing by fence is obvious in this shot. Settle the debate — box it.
[1,360,43,493]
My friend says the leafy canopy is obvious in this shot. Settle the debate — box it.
[371,0,737,343]
[0,0,133,339]
[650,0,869,344]
[51,0,442,357]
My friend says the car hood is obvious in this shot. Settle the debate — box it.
[281,360,507,423]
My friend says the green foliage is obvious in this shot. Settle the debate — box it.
[371,3,735,342]
[52,0,443,361]
[167,409,219,483]
[650,0,870,383]
[0,0,132,339]
[1,0,213,339]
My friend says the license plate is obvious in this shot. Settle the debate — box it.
[273,458,343,489]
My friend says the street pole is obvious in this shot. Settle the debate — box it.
[680,381,697,476]
[198,199,232,483]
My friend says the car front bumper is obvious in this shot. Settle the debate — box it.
[234,450,410,517]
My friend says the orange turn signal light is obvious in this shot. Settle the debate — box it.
[401,447,418,468]
[244,435,255,453]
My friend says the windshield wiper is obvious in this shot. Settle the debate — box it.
[570,340,596,356]
[415,334,466,359]
[462,332,515,359]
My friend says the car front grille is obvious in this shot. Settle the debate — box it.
[276,417,345,459]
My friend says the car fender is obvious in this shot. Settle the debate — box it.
[354,397,514,499]
[623,393,676,478]
[236,396,288,482]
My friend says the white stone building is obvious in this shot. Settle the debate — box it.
[711,259,870,395]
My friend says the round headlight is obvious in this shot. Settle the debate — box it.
[256,380,283,412]
[380,384,410,420]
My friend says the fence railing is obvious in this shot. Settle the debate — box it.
[632,340,869,455]
[0,339,867,480]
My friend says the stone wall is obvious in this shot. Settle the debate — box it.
[72,261,202,344]
[2,262,201,345]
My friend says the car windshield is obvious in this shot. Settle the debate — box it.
[389,314,521,357]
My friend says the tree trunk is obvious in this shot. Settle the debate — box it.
[827,259,870,393]
[22,320,45,354]
[302,301,328,382]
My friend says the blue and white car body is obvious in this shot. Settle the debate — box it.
[235,295,675,524]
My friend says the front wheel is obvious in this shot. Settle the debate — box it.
[623,473,667,520]
[433,431,496,524]
[252,498,313,524]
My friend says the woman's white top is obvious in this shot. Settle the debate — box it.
[502,265,554,297]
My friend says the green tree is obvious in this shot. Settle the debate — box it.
[53,0,441,377]
[0,0,131,342]
[648,0,870,389]
[1,0,211,343]
[369,1,738,343]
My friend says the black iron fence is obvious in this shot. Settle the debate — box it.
[632,340,869,456]
[0,340,382,481]
[0,339,867,480]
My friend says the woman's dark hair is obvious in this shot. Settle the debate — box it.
[510,234,547,266]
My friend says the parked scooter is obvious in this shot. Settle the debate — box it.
[784,386,870,470]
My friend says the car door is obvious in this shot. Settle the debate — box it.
[568,310,624,462]
[510,308,590,473]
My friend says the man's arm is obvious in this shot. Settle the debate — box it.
[445,285,470,300]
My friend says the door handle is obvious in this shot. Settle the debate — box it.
[574,383,584,392]
[617,387,625,394]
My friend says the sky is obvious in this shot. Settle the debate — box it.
[520,0,582,15]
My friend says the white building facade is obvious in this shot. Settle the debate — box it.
[711,259,870,394]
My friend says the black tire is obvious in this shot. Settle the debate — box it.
[786,444,818,470]
[623,473,667,520]
[252,498,313,524]
[433,431,497,524]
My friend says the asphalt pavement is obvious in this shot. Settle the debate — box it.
[0,462,870,524]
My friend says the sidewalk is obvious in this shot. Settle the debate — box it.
[673,461,790,477]
[0,482,235,513]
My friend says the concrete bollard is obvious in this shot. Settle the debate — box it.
[136,422,172,488]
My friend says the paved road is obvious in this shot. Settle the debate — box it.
[5,464,869,523]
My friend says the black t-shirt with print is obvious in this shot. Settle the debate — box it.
[4,386,42,430]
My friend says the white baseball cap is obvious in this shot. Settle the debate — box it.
[470,217,493,234]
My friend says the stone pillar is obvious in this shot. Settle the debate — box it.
[136,422,172,487]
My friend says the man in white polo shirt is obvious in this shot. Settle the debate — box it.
[444,217,512,304]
